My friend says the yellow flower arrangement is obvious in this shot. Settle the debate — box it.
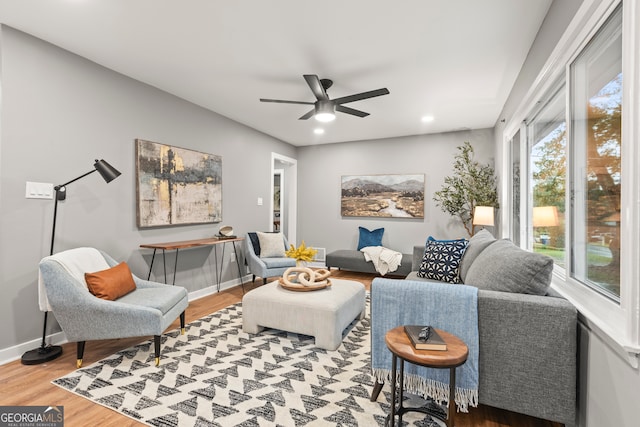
[285,240,318,265]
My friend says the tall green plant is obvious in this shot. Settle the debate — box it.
[433,142,499,236]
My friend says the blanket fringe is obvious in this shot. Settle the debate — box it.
[372,368,478,413]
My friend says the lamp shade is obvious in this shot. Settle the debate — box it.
[94,159,121,183]
[473,206,494,226]
[533,206,559,227]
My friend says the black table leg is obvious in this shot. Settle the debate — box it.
[231,241,244,294]
[398,357,406,426]
[389,353,398,427]
[172,248,179,285]
[214,244,220,292]
[448,367,456,427]
[162,249,167,284]
[147,248,157,280]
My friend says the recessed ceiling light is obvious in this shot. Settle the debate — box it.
[313,128,325,135]
[421,115,435,123]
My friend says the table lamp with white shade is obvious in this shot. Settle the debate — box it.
[473,206,495,234]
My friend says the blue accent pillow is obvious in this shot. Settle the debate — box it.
[417,238,469,284]
[357,226,384,250]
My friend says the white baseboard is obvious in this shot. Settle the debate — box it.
[308,261,327,268]
[188,274,251,301]
[0,331,68,366]
[0,274,253,366]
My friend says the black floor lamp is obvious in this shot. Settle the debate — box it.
[21,159,121,365]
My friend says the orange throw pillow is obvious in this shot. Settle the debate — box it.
[85,262,137,300]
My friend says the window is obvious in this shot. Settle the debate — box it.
[527,85,566,268]
[509,130,521,247]
[502,0,639,361]
[570,6,622,300]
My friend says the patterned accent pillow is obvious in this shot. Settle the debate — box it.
[417,239,469,283]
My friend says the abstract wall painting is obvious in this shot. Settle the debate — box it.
[341,174,425,218]
[136,139,222,228]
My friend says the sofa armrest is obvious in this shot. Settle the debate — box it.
[244,237,267,276]
[412,245,424,270]
[476,289,577,426]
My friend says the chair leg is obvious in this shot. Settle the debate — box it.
[154,335,161,366]
[76,341,85,368]
[370,381,384,401]
[180,311,186,335]
[252,274,256,283]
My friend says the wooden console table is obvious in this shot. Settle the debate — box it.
[140,237,245,292]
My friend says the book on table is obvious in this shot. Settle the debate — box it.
[404,325,447,351]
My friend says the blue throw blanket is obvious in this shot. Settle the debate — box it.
[371,278,479,412]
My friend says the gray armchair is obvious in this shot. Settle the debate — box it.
[244,232,296,285]
[39,247,188,368]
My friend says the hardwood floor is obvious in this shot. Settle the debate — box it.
[0,270,563,427]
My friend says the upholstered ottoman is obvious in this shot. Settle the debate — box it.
[242,278,366,350]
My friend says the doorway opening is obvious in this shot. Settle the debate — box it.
[273,169,283,232]
[271,153,297,245]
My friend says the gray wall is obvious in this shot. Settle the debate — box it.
[495,0,585,126]
[494,0,640,426]
[297,129,494,255]
[0,26,295,352]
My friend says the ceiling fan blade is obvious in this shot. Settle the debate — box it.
[336,104,370,118]
[298,109,315,120]
[332,88,390,105]
[303,74,329,101]
[260,98,315,105]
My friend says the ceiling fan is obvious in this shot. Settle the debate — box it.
[259,74,390,122]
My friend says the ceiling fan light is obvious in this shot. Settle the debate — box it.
[315,112,335,122]
[315,103,336,122]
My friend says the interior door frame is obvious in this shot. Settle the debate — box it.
[270,152,297,245]
[273,168,283,232]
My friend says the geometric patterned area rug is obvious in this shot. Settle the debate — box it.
[53,300,439,426]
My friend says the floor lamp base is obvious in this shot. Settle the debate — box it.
[21,345,63,365]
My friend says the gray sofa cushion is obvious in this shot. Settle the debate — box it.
[327,250,413,276]
[464,238,554,295]
[262,257,296,269]
[459,229,497,282]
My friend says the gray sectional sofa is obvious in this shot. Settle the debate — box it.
[371,230,577,426]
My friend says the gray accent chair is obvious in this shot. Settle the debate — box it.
[244,232,296,285]
[39,248,189,368]
[370,230,577,426]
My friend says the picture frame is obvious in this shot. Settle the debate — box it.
[135,139,222,228]
[341,174,425,218]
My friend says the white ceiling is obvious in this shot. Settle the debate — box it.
[0,0,552,146]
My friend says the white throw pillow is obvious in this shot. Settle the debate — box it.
[257,232,286,258]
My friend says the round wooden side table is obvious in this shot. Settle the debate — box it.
[385,326,469,427]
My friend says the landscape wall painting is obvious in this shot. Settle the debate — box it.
[341,174,425,218]
[136,139,222,228]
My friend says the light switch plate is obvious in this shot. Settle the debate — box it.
[26,181,54,199]
[257,197,263,206]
